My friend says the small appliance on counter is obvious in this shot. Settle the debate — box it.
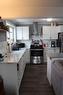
[51,41,56,47]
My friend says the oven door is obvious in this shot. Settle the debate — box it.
[30,49,43,64]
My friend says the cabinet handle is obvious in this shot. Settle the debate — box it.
[17,64,19,71]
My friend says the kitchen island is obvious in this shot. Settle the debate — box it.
[0,48,27,95]
[51,60,63,95]
[44,47,59,63]
[47,52,63,85]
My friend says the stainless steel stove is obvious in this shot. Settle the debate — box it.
[30,45,43,64]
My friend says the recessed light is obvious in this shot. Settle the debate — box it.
[46,18,53,22]
[42,18,53,22]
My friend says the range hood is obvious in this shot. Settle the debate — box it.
[33,22,38,35]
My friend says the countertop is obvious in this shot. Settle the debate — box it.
[44,47,59,50]
[0,48,26,64]
[53,60,63,78]
[47,53,63,59]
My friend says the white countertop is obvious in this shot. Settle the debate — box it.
[47,53,63,59]
[0,48,26,64]
[44,47,62,59]
[44,47,59,50]
[53,60,63,78]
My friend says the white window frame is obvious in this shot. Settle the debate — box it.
[16,26,29,40]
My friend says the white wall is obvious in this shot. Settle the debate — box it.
[0,41,7,55]
[0,31,6,42]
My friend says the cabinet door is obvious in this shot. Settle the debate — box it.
[43,26,51,39]
[50,26,58,39]
[58,26,63,32]
[51,64,61,95]
[26,49,30,64]
[47,57,52,85]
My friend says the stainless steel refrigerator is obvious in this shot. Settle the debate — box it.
[58,32,63,52]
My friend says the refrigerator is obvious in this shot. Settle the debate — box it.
[58,32,63,52]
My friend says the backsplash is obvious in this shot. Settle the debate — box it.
[0,41,7,55]
[0,31,6,42]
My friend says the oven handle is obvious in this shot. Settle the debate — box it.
[30,49,43,50]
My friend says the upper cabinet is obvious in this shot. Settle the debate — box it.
[43,26,63,39]
[58,26,63,33]
[43,26,51,39]
[50,26,59,39]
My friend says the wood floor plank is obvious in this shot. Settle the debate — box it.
[19,64,55,95]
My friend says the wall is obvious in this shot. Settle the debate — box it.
[0,31,6,42]
[0,41,7,55]
[0,30,7,55]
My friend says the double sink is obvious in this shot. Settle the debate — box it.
[12,43,25,51]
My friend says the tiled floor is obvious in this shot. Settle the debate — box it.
[19,64,55,95]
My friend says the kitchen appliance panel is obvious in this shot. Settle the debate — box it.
[30,47,43,64]
[58,32,63,53]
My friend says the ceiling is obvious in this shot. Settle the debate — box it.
[0,0,63,18]
[0,0,63,7]
[6,18,63,26]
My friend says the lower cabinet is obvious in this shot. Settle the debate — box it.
[0,51,27,95]
[47,56,52,85]
[17,54,26,90]
[26,49,30,64]
[51,62,63,95]
[44,47,59,63]
[51,63,60,95]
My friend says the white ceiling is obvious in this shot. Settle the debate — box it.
[6,18,63,26]
[0,0,63,18]
[16,0,63,7]
[1,0,63,7]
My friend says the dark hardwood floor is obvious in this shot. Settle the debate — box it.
[19,64,55,95]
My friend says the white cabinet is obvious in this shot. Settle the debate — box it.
[43,26,51,39]
[26,49,30,64]
[47,56,52,85]
[43,26,59,39]
[58,26,63,32]
[51,62,63,95]
[51,64,60,95]
[0,51,27,95]
[50,26,59,39]
[47,48,59,85]
[43,48,47,63]
[44,47,59,63]
[17,53,26,90]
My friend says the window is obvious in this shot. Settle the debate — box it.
[16,26,29,40]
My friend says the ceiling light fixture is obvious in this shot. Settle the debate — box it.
[42,18,53,22]
[46,18,53,22]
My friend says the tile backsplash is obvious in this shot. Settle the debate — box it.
[0,31,6,42]
[0,41,7,55]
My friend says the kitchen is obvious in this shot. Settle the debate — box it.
[0,0,63,95]
[0,17,63,95]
